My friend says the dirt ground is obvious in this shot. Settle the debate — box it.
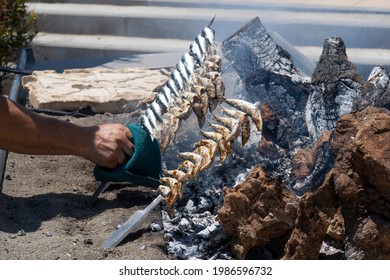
[0,113,171,260]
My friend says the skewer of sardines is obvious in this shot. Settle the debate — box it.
[140,16,219,141]
[138,17,263,217]
[159,97,263,217]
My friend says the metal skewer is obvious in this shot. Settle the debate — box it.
[88,181,112,206]
[102,194,163,249]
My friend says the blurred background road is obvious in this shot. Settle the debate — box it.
[27,0,390,78]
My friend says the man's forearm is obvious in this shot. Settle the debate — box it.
[0,96,88,156]
[0,95,134,168]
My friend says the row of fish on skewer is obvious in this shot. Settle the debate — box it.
[158,97,263,217]
[157,54,225,153]
[138,17,263,216]
[141,16,219,141]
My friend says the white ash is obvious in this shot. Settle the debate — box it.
[367,67,389,88]
[306,79,362,142]
[149,221,162,232]
[158,98,268,259]
[319,239,346,260]
[161,144,261,259]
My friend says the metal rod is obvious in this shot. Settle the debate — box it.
[0,49,29,192]
[88,181,112,206]
[102,194,163,249]
[0,66,32,76]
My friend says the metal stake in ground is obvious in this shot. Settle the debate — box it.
[102,195,163,249]
[88,181,112,206]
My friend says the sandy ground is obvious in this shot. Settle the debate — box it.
[0,113,171,260]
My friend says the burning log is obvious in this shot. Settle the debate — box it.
[221,16,314,194]
[353,66,390,111]
[305,37,365,142]
[222,16,311,150]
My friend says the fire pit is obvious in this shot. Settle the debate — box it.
[160,16,390,260]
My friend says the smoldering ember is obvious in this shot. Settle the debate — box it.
[160,17,390,260]
[11,16,390,260]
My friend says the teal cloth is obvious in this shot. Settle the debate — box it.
[93,124,162,187]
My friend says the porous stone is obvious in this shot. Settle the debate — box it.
[284,106,390,259]
[218,166,298,259]
[332,107,390,259]
[216,107,389,260]
[22,67,169,113]
[283,171,340,259]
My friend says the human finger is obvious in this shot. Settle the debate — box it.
[122,127,134,157]
[117,150,128,165]
[122,142,134,158]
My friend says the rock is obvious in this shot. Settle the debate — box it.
[283,171,339,259]
[149,221,162,232]
[22,67,169,113]
[218,166,298,259]
[218,107,389,260]
[346,215,390,259]
[305,37,365,142]
[352,110,390,199]
[284,106,390,259]
[258,137,283,161]
[331,106,390,259]
[17,230,26,236]
[83,238,93,245]
[291,149,314,180]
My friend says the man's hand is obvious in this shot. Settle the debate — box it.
[85,124,135,169]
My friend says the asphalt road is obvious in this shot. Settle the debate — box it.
[28,0,390,78]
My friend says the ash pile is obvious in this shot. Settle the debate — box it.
[161,17,390,260]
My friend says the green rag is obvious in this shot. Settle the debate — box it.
[93,124,162,188]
